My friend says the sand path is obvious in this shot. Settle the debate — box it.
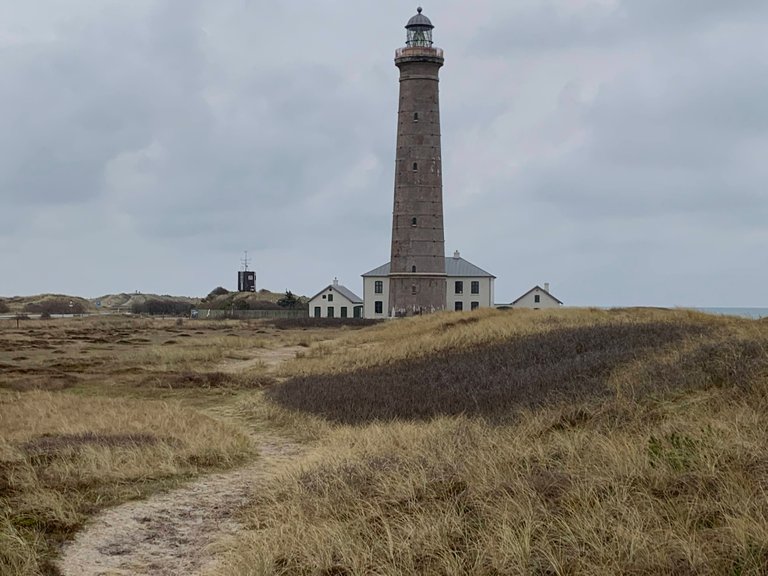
[58,346,304,576]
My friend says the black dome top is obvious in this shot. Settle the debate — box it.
[406,7,434,29]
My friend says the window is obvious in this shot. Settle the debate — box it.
[471,281,480,295]
[534,294,541,304]
[455,281,464,294]
[328,294,334,302]
[411,217,417,227]
[455,301,463,311]
[413,162,418,171]
[341,307,348,318]
[411,285,417,295]
[412,265,417,273]
[375,301,383,314]
[353,306,362,318]
[471,302,480,311]
[374,280,383,294]
[322,294,327,299]
[314,307,321,318]
[414,112,419,121]
[327,306,335,318]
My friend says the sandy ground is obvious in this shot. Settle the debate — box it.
[57,435,301,576]
[58,345,307,576]
[217,345,306,374]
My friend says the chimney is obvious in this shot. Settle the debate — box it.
[453,250,460,259]
[333,277,339,287]
[544,282,550,293]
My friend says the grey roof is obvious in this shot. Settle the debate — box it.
[309,283,363,304]
[406,7,434,29]
[511,285,564,305]
[362,257,496,278]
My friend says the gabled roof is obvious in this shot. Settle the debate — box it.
[511,285,564,305]
[362,257,496,278]
[309,283,363,304]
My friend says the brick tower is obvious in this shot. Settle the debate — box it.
[388,7,447,316]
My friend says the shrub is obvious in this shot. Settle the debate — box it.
[207,286,230,299]
[24,298,86,315]
[131,299,194,316]
[0,300,9,314]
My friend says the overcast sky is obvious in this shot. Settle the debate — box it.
[1,0,766,306]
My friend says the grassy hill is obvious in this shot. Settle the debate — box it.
[0,289,305,315]
[221,308,768,575]
[3,308,767,575]
[0,294,97,315]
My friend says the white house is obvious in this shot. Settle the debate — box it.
[362,251,496,318]
[511,283,563,309]
[308,278,364,319]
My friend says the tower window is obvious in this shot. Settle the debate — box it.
[413,162,418,171]
[412,285,417,295]
[411,217,417,227]
[412,265,417,273]
[414,112,419,121]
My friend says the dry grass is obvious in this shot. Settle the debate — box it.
[0,315,316,575]
[214,308,768,576]
[4,309,767,575]
[0,391,254,575]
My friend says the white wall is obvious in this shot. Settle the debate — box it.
[512,287,561,309]
[446,276,495,312]
[363,277,389,319]
[308,286,362,318]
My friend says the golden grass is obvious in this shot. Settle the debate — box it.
[214,308,768,576]
[4,310,767,575]
[217,396,768,575]
[0,391,254,575]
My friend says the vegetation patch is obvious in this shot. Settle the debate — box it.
[265,318,382,330]
[0,391,254,574]
[217,396,768,575]
[139,371,276,389]
[268,321,707,423]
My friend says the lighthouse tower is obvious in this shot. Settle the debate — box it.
[388,7,447,316]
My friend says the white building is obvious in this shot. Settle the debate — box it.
[308,278,363,318]
[362,251,496,318]
[511,283,563,309]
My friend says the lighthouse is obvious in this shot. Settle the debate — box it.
[388,7,447,316]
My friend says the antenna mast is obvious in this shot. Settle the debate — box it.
[241,251,250,271]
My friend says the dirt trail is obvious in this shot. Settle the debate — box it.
[217,345,305,375]
[58,347,305,576]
